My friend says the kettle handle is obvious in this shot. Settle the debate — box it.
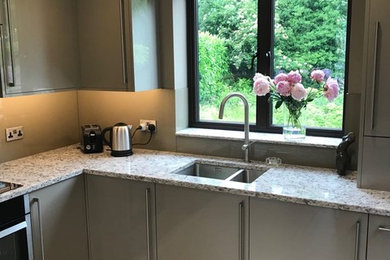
[101,127,113,148]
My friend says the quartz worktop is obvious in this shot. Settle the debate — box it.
[1,144,390,216]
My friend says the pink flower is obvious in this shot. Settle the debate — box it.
[291,83,307,101]
[274,73,288,84]
[311,70,325,82]
[253,73,267,82]
[253,78,270,96]
[276,81,291,96]
[287,70,302,84]
[323,78,339,102]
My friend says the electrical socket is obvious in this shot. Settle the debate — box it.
[139,119,157,132]
[6,126,24,142]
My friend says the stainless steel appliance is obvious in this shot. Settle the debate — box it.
[0,195,33,260]
[102,123,133,157]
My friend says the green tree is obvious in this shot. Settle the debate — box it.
[198,31,231,105]
[198,0,257,80]
[274,0,348,83]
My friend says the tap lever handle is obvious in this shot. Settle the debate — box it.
[242,141,256,151]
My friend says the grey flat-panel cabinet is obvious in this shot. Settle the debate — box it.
[77,0,127,91]
[360,0,390,191]
[250,198,368,260]
[367,215,390,260]
[29,176,89,260]
[0,0,80,96]
[363,0,390,137]
[156,185,249,260]
[86,175,156,260]
[360,137,390,190]
[78,0,159,92]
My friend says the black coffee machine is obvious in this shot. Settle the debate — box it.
[81,124,103,153]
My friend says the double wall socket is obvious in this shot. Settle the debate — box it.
[6,126,24,142]
[139,119,157,132]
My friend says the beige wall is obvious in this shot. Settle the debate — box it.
[77,89,176,151]
[0,91,79,163]
[0,89,177,164]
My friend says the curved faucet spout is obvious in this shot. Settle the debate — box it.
[218,92,251,162]
[218,93,249,120]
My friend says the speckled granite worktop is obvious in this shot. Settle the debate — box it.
[1,144,390,216]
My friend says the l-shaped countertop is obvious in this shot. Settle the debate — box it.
[1,144,390,216]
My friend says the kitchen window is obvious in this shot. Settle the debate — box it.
[188,0,351,137]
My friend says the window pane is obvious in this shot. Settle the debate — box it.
[272,0,348,129]
[197,0,257,124]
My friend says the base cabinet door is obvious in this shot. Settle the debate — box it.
[29,176,89,260]
[250,198,368,260]
[156,184,248,260]
[86,175,156,260]
[367,215,390,259]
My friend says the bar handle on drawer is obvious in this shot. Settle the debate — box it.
[370,21,380,130]
[238,201,245,260]
[145,188,152,260]
[32,198,45,260]
[378,226,390,232]
[119,0,127,85]
[354,221,361,260]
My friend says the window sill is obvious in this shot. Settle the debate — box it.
[176,128,341,149]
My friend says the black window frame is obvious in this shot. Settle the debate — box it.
[188,0,352,138]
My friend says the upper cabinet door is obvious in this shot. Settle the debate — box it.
[78,0,128,91]
[364,0,390,137]
[0,0,80,96]
[78,0,159,92]
[128,0,159,91]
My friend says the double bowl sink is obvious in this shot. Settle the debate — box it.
[174,161,270,184]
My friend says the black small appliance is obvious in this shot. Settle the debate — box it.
[81,124,103,153]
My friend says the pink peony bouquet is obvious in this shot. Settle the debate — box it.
[253,69,340,129]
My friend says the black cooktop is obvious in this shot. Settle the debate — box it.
[0,181,22,194]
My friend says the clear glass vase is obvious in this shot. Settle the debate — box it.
[282,104,306,140]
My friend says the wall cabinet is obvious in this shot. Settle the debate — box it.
[0,0,159,96]
[367,214,390,259]
[78,0,159,92]
[29,176,89,260]
[250,198,368,260]
[359,0,390,190]
[86,175,156,260]
[156,184,248,260]
[0,0,80,97]
[363,0,390,137]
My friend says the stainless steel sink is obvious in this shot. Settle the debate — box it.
[174,162,268,183]
[226,168,267,183]
[175,163,240,180]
